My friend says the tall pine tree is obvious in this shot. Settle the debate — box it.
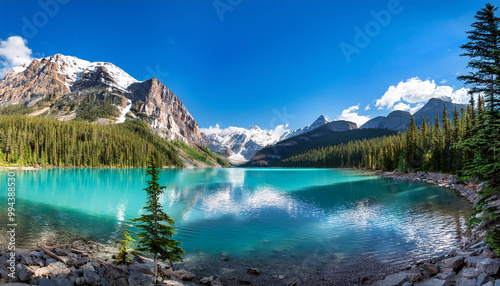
[132,156,184,277]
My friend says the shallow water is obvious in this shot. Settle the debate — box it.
[0,168,471,283]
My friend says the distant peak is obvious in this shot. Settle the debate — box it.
[248,125,261,130]
[429,96,452,103]
[312,115,329,125]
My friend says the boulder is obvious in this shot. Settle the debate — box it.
[415,278,447,286]
[247,268,260,275]
[457,267,478,279]
[455,278,476,286]
[83,268,102,285]
[476,273,489,286]
[52,276,73,286]
[128,272,155,286]
[422,263,439,276]
[440,256,465,271]
[129,263,154,275]
[477,258,500,275]
[172,269,195,281]
[376,272,407,286]
[39,277,56,286]
[200,276,215,285]
[15,264,33,282]
[465,256,483,267]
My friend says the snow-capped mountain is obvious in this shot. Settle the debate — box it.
[0,54,204,146]
[281,115,329,140]
[202,115,329,164]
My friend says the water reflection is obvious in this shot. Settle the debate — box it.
[0,168,471,268]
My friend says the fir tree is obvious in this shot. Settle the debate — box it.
[116,225,135,265]
[132,156,184,278]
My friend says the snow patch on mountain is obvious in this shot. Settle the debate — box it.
[10,54,138,91]
[202,115,330,164]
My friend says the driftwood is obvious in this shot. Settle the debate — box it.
[37,244,71,265]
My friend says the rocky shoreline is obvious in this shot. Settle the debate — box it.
[0,239,222,286]
[374,170,500,286]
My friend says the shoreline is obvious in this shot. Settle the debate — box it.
[369,169,499,286]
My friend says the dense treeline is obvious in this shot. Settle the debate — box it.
[0,116,182,167]
[282,101,478,173]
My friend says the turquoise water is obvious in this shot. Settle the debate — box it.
[0,168,471,275]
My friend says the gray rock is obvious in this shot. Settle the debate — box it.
[496,279,500,286]
[415,278,448,286]
[128,272,155,286]
[466,257,483,267]
[15,264,32,282]
[456,278,477,286]
[247,268,260,275]
[103,267,126,281]
[111,277,129,286]
[476,273,488,286]
[441,256,465,271]
[52,276,73,286]
[211,277,223,286]
[172,269,195,281]
[477,258,500,275]
[439,266,454,274]
[376,272,407,286]
[200,276,215,285]
[39,277,56,286]
[129,264,154,275]
[458,267,479,279]
[422,263,439,276]
[83,268,102,285]
[483,281,494,286]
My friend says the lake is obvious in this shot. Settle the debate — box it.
[0,168,472,284]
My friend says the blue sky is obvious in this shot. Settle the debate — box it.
[0,0,490,130]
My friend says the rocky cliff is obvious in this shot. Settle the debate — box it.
[0,54,204,147]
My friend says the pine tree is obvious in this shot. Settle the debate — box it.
[132,155,184,278]
[457,3,500,253]
[116,225,135,265]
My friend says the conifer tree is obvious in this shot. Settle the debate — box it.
[116,225,135,265]
[132,155,184,278]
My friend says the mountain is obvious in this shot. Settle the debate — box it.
[0,54,203,146]
[282,115,329,139]
[359,116,385,129]
[244,120,390,167]
[202,115,329,164]
[360,111,411,131]
[0,54,226,167]
[413,97,467,126]
[360,98,467,131]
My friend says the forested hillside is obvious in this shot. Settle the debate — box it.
[0,116,183,167]
[283,102,475,172]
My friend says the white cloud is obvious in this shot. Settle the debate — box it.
[393,102,411,111]
[0,36,34,78]
[337,105,370,126]
[375,77,471,111]
[364,104,370,110]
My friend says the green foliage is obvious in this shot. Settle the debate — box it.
[456,3,500,253]
[173,140,231,167]
[0,104,34,115]
[0,116,182,167]
[132,156,184,275]
[283,108,467,173]
[116,225,135,265]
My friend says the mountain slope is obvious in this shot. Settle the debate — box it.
[413,97,467,125]
[0,54,204,147]
[243,120,393,167]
